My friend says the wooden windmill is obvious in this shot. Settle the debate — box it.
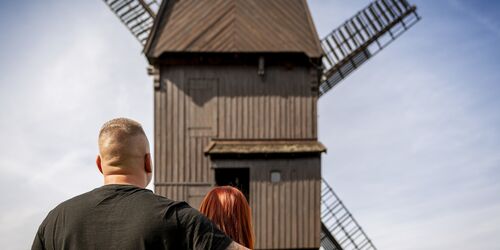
[102,0,420,249]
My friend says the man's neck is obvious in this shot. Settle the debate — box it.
[103,174,146,188]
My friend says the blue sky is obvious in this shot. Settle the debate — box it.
[0,0,499,249]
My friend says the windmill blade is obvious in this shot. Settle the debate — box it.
[321,179,377,250]
[102,0,161,45]
[319,0,420,97]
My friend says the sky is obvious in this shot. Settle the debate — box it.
[0,0,499,249]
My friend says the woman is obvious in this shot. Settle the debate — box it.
[199,186,255,249]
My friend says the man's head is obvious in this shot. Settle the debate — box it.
[96,118,152,188]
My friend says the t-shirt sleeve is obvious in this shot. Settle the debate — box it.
[175,203,233,250]
[31,221,46,250]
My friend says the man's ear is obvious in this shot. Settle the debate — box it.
[96,155,103,174]
[145,153,152,173]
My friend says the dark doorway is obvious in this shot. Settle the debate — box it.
[214,168,250,201]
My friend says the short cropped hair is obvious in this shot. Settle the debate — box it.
[98,118,146,143]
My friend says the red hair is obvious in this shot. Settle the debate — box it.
[199,186,254,249]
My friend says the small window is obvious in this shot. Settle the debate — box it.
[270,171,281,183]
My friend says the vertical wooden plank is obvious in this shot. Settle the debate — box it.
[249,73,254,140]
[253,162,264,249]
[284,164,290,249]
[165,76,171,183]
[300,70,306,140]
[249,167,256,247]
[263,162,268,248]
[229,68,235,139]
[199,137,203,183]
[198,137,202,183]
[294,89,301,139]
[257,164,263,249]
[242,72,248,139]
[272,167,279,248]
[201,138,205,183]
[207,140,214,184]
[186,125,191,183]
[276,71,282,140]
[287,73,294,139]
[249,72,255,139]
[293,69,301,138]
[173,73,180,183]
[195,137,200,182]
[279,163,286,247]
[268,70,273,140]
[249,72,256,139]
[308,68,313,139]
[156,82,162,190]
[298,95,304,139]
[179,69,186,183]
[154,79,161,188]
[238,74,244,139]
[202,137,209,183]
[270,67,277,139]
[298,169,304,248]
[315,163,321,247]
[266,163,272,248]
[225,76,231,139]
[219,72,225,138]
[291,166,297,247]
[167,74,174,183]
[256,76,263,139]
[308,176,314,247]
[280,91,286,139]
[303,167,309,247]
[231,79,237,139]
[310,67,318,139]
[304,94,309,139]
[279,68,285,139]
[263,79,268,139]
[189,103,195,183]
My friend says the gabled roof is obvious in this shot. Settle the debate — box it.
[144,0,323,60]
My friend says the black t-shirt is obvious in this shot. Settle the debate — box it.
[31,184,232,250]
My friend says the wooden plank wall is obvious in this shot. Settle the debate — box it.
[154,64,319,204]
[214,157,321,249]
[154,67,214,200]
[216,65,318,139]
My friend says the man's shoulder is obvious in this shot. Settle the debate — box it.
[51,189,95,211]
[39,189,96,228]
[148,192,192,216]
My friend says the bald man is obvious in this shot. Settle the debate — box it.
[32,118,248,250]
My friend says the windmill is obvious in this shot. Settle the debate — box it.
[102,0,420,249]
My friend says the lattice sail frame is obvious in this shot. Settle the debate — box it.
[319,0,420,96]
[321,179,377,250]
[103,0,161,45]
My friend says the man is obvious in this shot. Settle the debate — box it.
[32,118,249,250]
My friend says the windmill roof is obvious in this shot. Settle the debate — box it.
[144,0,323,60]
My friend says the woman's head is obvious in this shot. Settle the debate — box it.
[199,186,254,249]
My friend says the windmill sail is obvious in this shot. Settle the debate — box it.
[319,0,420,96]
[321,179,377,250]
[102,0,161,45]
